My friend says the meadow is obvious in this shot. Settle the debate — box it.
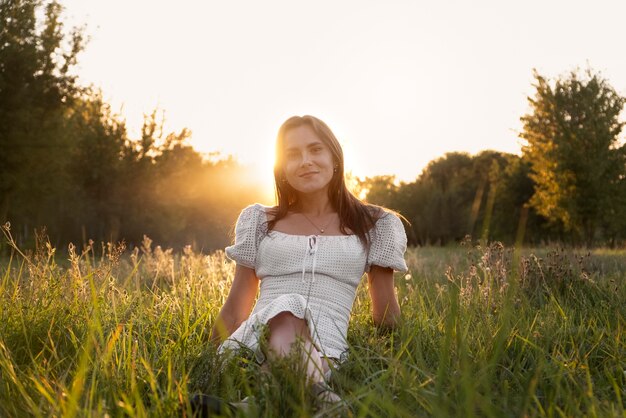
[0,224,625,417]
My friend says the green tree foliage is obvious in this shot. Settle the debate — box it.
[362,68,626,248]
[0,0,83,235]
[361,151,548,246]
[520,68,626,245]
[357,175,399,210]
[3,1,625,250]
[0,0,266,252]
[415,152,475,244]
[65,91,129,242]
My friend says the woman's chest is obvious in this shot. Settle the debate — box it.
[256,233,367,282]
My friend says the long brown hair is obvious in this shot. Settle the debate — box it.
[267,115,383,249]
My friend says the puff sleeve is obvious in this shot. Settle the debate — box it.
[225,204,264,269]
[365,212,408,273]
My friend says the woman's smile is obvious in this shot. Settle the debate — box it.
[282,125,335,194]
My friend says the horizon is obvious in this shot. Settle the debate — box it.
[61,0,626,194]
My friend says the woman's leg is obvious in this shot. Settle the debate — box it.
[266,311,328,383]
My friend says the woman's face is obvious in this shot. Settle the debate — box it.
[281,125,335,196]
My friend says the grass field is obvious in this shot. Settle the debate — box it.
[0,226,625,417]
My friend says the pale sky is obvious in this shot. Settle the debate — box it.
[62,0,626,195]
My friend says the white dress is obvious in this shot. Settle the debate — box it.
[218,203,408,363]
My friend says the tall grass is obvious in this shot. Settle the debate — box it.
[0,223,624,417]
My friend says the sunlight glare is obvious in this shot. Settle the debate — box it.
[247,152,276,206]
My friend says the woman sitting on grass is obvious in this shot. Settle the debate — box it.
[192,115,408,415]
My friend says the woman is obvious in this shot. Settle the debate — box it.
[195,115,407,415]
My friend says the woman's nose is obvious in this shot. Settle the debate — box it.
[301,152,313,166]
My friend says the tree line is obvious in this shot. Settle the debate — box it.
[360,68,626,247]
[1,0,625,252]
[0,0,266,252]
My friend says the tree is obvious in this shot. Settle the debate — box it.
[488,154,547,245]
[360,175,399,210]
[520,68,626,245]
[420,152,475,244]
[66,90,128,242]
[0,1,271,252]
[0,0,84,242]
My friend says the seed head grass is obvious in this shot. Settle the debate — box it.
[0,224,624,417]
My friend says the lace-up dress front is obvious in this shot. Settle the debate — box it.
[218,203,408,363]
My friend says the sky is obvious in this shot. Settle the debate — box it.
[61,0,626,195]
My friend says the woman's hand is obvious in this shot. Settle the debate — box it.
[367,265,401,329]
[210,264,260,346]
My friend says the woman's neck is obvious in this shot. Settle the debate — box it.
[295,191,335,216]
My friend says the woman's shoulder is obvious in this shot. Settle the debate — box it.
[365,204,407,247]
[239,203,278,224]
[365,204,398,224]
[252,203,277,214]
[241,203,275,214]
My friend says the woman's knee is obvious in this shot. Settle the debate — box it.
[268,311,308,335]
[266,312,310,354]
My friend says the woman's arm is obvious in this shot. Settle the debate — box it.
[367,265,401,329]
[210,264,260,346]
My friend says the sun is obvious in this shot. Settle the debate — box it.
[242,155,276,206]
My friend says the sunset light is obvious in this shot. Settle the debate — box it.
[2,1,626,416]
[59,0,626,189]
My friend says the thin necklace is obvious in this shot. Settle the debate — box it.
[300,212,334,234]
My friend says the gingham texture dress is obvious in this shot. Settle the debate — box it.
[218,203,408,363]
